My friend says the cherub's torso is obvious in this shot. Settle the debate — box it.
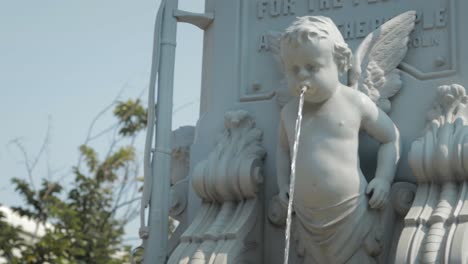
[281,87,368,209]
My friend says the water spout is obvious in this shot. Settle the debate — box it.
[284,85,308,264]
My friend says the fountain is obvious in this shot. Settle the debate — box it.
[136,0,468,263]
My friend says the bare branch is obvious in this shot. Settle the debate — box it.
[30,118,51,176]
[88,123,120,142]
[8,119,52,192]
[121,206,139,224]
[7,119,55,239]
[172,99,197,114]
[8,138,35,191]
[112,158,133,212]
[114,197,141,212]
[77,88,124,169]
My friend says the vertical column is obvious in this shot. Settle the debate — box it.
[144,0,179,263]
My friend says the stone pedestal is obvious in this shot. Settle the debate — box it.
[164,1,468,263]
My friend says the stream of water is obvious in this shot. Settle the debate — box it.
[283,86,308,264]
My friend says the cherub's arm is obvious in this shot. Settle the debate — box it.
[277,116,291,207]
[360,93,401,208]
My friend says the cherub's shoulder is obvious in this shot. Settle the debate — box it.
[341,85,374,110]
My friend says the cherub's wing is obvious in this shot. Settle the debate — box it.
[266,31,294,108]
[350,11,416,112]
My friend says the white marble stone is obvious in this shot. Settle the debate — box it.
[396,84,468,264]
[142,1,468,263]
[167,110,266,264]
[273,12,413,263]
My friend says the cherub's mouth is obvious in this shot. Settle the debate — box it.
[302,86,316,97]
[296,83,312,95]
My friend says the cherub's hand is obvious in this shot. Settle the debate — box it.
[366,178,390,209]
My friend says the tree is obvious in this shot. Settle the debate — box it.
[4,98,148,264]
[0,209,26,263]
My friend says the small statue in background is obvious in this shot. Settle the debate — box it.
[169,126,195,219]
[275,12,415,263]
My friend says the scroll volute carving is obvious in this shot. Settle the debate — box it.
[167,110,266,264]
[409,84,468,183]
[192,110,266,202]
[396,84,468,264]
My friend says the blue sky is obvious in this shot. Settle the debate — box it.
[0,0,204,247]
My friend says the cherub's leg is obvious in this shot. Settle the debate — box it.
[346,210,383,264]
[294,219,326,264]
[302,254,319,264]
[350,213,389,264]
[345,247,377,264]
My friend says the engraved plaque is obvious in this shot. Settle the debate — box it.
[239,0,456,100]
[193,1,468,263]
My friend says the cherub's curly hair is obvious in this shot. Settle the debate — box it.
[280,16,352,73]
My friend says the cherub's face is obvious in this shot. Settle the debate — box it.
[282,38,341,103]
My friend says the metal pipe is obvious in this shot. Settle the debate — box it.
[139,0,166,245]
[143,0,179,262]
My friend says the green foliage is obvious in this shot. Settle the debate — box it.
[79,145,98,172]
[11,178,62,224]
[96,146,135,182]
[0,210,25,263]
[114,99,147,136]
[2,98,149,263]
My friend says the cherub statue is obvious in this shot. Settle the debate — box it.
[275,12,415,263]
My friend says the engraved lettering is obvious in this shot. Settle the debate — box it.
[422,37,432,47]
[270,0,281,17]
[422,10,435,30]
[320,0,331,10]
[335,17,398,41]
[340,22,354,40]
[258,34,269,52]
[308,0,316,11]
[372,18,386,30]
[436,8,447,28]
[356,20,368,38]
[256,0,402,20]
[257,0,268,19]
[283,0,296,15]
[413,10,449,31]
[412,37,420,48]
[408,35,440,49]
[333,0,343,8]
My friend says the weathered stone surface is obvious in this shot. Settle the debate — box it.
[273,12,412,263]
[168,110,266,264]
[165,0,468,263]
[396,84,468,264]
